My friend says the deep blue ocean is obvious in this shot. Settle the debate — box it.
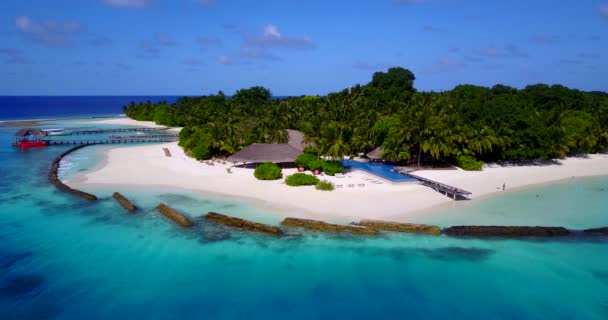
[0,97,607,319]
[0,96,180,120]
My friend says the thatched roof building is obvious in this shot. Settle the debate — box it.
[366,147,384,161]
[227,143,303,164]
[14,128,46,138]
[286,129,308,151]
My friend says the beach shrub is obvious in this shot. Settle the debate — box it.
[322,160,344,176]
[191,145,211,160]
[295,153,318,169]
[315,180,335,191]
[457,155,484,171]
[178,127,194,146]
[254,162,282,180]
[285,173,320,186]
[308,158,324,171]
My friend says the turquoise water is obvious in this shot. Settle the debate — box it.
[342,159,416,182]
[414,177,608,229]
[1,120,608,319]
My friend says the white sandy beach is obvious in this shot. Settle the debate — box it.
[78,117,183,133]
[68,117,608,222]
[78,117,164,128]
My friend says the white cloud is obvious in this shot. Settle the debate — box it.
[218,55,240,65]
[101,0,153,8]
[246,24,314,50]
[217,24,314,67]
[15,16,80,47]
[263,24,281,38]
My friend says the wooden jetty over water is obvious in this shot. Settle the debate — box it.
[396,170,472,200]
[44,135,179,146]
[67,127,171,135]
[13,127,178,146]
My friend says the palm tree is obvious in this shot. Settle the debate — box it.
[326,138,349,160]
[381,134,410,161]
[467,125,498,156]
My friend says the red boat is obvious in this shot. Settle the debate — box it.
[17,140,49,148]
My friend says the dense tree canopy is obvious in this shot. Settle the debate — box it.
[369,67,416,93]
[124,67,608,166]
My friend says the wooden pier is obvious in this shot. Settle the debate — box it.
[406,172,472,200]
[44,135,179,146]
[67,127,171,135]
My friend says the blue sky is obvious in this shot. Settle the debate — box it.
[0,0,606,95]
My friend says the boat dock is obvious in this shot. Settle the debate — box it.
[67,127,171,135]
[44,135,179,146]
[13,127,178,147]
[406,172,472,200]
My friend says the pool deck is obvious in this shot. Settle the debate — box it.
[344,161,472,200]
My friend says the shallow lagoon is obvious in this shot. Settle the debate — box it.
[1,121,607,319]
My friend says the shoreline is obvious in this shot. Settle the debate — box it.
[67,117,608,223]
[0,114,125,125]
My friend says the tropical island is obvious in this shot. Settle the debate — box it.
[71,67,608,221]
[124,67,608,166]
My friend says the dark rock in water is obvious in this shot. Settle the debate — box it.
[354,220,441,235]
[112,192,137,212]
[205,212,283,236]
[48,145,98,201]
[584,227,608,236]
[419,246,494,262]
[444,226,571,237]
[156,203,194,227]
[281,218,379,236]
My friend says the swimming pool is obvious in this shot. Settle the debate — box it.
[341,160,417,182]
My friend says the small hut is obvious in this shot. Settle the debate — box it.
[14,128,47,142]
[227,143,302,167]
[366,147,384,163]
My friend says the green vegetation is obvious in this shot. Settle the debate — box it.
[294,153,344,175]
[190,145,210,160]
[124,67,608,166]
[315,180,335,191]
[322,161,344,176]
[254,162,282,180]
[285,173,320,186]
[456,155,484,171]
[295,153,319,170]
